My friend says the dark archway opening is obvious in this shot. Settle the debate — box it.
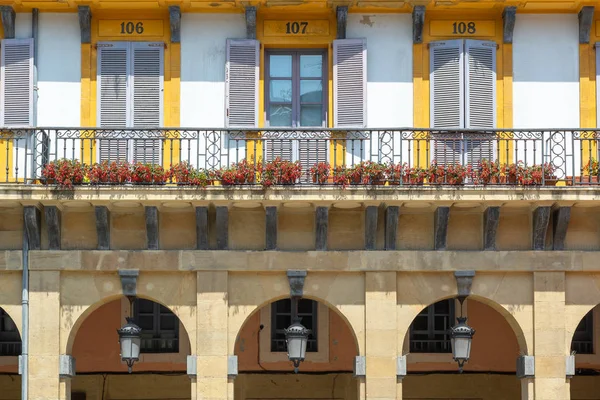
[0,307,21,400]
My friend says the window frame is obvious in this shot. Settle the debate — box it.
[133,298,179,354]
[270,298,318,353]
[409,299,456,354]
[264,49,328,129]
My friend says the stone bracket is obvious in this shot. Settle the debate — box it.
[579,6,595,44]
[516,355,535,378]
[77,6,92,44]
[145,206,159,250]
[24,206,41,251]
[397,355,407,378]
[455,271,475,299]
[119,270,139,297]
[196,206,209,250]
[59,355,76,378]
[265,206,278,250]
[169,6,181,43]
[553,207,571,250]
[566,354,575,378]
[336,6,348,39]
[228,355,238,379]
[532,206,551,250]
[412,5,425,44]
[216,206,229,250]
[95,206,110,250]
[353,355,366,377]
[434,206,450,250]
[364,206,378,250]
[245,6,257,39]
[0,6,15,39]
[385,206,399,250]
[315,206,329,251]
[287,270,307,298]
[502,6,517,44]
[483,206,500,250]
[45,206,61,250]
[187,355,196,377]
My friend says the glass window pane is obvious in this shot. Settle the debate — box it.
[270,55,292,78]
[300,55,322,78]
[412,316,428,331]
[300,105,323,127]
[160,316,177,331]
[139,316,154,331]
[434,300,450,314]
[300,80,323,103]
[276,315,290,329]
[275,299,291,313]
[297,299,313,314]
[138,299,154,313]
[269,105,292,127]
[270,80,292,103]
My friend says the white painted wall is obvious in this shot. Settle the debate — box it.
[513,14,579,175]
[347,14,413,164]
[15,13,32,38]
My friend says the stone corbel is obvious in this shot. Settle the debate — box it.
[502,6,517,44]
[353,355,366,378]
[169,6,181,43]
[245,6,257,39]
[516,355,535,378]
[59,355,76,379]
[412,6,425,44]
[78,6,92,44]
[119,270,139,297]
[579,6,595,44]
[336,6,348,39]
[454,271,475,301]
[287,270,307,298]
[0,6,15,39]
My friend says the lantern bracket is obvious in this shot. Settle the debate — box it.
[287,270,307,298]
[119,270,139,298]
[454,270,475,304]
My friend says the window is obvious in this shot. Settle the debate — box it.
[271,299,317,352]
[0,308,20,356]
[97,42,164,164]
[0,38,34,127]
[134,299,179,354]
[572,310,594,355]
[409,300,455,353]
[430,39,496,165]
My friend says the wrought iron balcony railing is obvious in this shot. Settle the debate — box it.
[0,127,599,186]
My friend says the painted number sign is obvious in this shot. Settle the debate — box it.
[98,20,164,37]
[263,20,330,37]
[430,20,495,37]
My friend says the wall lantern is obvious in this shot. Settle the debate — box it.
[449,297,475,373]
[117,296,142,373]
[284,318,311,373]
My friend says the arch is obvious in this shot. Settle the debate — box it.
[565,272,600,354]
[228,272,365,355]
[0,306,22,341]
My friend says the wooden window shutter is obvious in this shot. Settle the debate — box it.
[430,40,464,165]
[225,39,259,128]
[97,43,129,162]
[1,38,34,127]
[131,42,164,164]
[333,38,367,128]
[465,39,496,165]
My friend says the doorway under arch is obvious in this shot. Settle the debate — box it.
[0,306,20,400]
[569,304,600,399]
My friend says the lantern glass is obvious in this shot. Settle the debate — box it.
[287,333,308,361]
[119,335,141,361]
[451,335,471,361]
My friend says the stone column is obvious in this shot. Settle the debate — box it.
[29,271,61,399]
[533,272,569,400]
[196,271,229,400]
[366,272,398,400]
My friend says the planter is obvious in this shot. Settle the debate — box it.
[566,176,599,186]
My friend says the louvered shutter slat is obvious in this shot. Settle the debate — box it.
[430,40,464,165]
[226,39,259,128]
[334,39,366,128]
[465,40,496,164]
[1,39,33,127]
[98,44,129,162]
[132,43,163,164]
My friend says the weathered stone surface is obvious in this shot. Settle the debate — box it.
[533,206,551,250]
[145,206,159,250]
[265,206,278,250]
[44,206,61,250]
[94,206,110,250]
[196,207,209,250]
[315,207,329,251]
[384,206,399,250]
[216,206,229,250]
[24,206,41,250]
[483,206,500,250]
[364,206,378,250]
[434,207,450,250]
[552,207,571,251]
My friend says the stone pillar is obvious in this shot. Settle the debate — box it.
[534,272,569,400]
[196,271,229,400]
[29,271,61,399]
[366,272,398,400]
[521,378,534,400]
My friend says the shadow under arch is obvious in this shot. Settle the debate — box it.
[233,294,360,357]
[0,306,21,357]
[0,306,22,341]
[400,294,529,356]
[65,293,192,355]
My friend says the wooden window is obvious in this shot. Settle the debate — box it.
[430,39,496,166]
[271,299,317,353]
[571,310,594,355]
[0,308,20,356]
[134,299,179,354]
[0,38,34,127]
[97,42,164,163]
[409,300,455,353]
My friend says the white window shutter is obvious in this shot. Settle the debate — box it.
[430,40,464,165]
[225,39,259,128]
[1,38,34,127]
[596,43,600,129]
[131,42,163,164]
[97,43,129,162]
[465,39,496,164]
[333,38,366,128]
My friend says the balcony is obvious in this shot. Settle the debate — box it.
[0,128,598,188]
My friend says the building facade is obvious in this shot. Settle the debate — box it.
[0,1,599,400]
